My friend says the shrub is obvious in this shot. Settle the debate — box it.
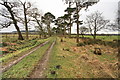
[63,48,70,51]
[77,43,85,46]
[60,39,63,42]
[1,42,8,47]
[84,41,92,45]
[2,51,8,54]
[83,39,103,45]
[9,48,16,51]
[65,48,70,51]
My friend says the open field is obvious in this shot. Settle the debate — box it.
[85,35,119,41]
[1,33,40,42]
[70,34,120,41]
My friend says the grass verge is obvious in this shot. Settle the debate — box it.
[1,38,51,65]
[46,37,81,78]
[2,38,53,78]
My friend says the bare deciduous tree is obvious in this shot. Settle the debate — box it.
[19,1,32,39]
[86,11,109,39]
[0,0,24,40]
[29,8,45,38]
[79,26,88,38]
[15,0,33,40]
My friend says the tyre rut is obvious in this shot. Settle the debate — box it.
[1,41,49,73]
[29,41,56,78]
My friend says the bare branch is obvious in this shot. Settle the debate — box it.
[0,20,12,28]
[86,11,109,39]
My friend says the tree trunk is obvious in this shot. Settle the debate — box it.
[13,16,24,40]
[76,3,79,43]
[23,4,29,40]
[5,4,24,40]
[48,24,51,37]
[93,35,96,39]
[94,20,97,39]
[76,22,79,43]
[69,18,72,38]
[81,33,84,38]
[93,31,96,39]
[39,34,41,38]
[35,18,45,38]
[64,26,66,38]
[36,18,44,32]
[69,2,72,38]
[15,23,24,40]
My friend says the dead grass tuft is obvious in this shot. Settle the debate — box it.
[80,54,89,61]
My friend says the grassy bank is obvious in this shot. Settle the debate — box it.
[2,38,54,78]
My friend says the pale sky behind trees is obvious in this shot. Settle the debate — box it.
[0,0,119,34]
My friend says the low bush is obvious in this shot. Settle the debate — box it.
[83,41,92,45]
[2,51,8,54]
[9,48,16,51]
[0,42,7,47]
[82,39,103,45]
[104,41,118,48]
[77,43,85,46]
[63,48,70,51]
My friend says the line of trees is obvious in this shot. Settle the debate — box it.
[62,0,102,43]
[0,0,118,43]
[59,0,114,41]
[0,0,57,40]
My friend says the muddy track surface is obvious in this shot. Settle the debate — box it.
[1,41,49,73]
[29,41,56,78]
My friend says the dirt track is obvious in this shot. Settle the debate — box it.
[1,41,49,73]
[29,41,55,78]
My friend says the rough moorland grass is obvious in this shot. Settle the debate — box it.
[46,37,118,78]
[2,39,54,78]
[97,53,118,63]
[46,37,86,78]
[1,38,51,63]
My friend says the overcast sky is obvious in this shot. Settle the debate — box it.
[0,0,119,34]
